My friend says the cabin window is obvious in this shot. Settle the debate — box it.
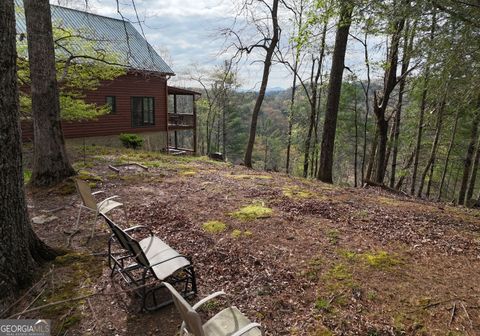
[106,96,116,113]
[131,97,155,127]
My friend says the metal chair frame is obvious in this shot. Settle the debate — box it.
[72,179,129,240]
[101,214,197,311]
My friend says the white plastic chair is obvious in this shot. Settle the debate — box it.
[163,282,263,336]
[72,179,128,239]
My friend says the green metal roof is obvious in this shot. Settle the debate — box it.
[15,1,174,75]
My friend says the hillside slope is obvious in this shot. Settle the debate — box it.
[19,146,480,335]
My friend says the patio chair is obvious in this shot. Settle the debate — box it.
[162,282,263,336]
[101,214,197,311]
[71,178,128,240]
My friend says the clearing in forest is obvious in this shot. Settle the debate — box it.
[12,146,480,335]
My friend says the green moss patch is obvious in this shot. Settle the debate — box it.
[179,170,197,176]
[338,249,402,270]
[33,252,104,335]
[202,220,227,233]
[283,186,312,198]
[230,204,272,221]
[231,229,253,238]
[363,251,401,269]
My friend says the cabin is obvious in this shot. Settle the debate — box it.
[16,3,198,154]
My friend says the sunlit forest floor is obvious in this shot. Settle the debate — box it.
[12,145,480,335]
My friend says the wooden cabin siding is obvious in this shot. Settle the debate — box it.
[21,72,168,141]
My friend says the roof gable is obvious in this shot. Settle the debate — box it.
[15,0,174,75]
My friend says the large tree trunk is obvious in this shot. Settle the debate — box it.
[0,0,58,311]
[317,2,354,183]
[437,109,460,201]
[417,89,447,197]
[244,0,279,168]
[24,0,75,187]
[458,100,480,205]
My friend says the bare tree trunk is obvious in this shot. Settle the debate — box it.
[395,147,415,190]
[458,100,480,205]
[24,0,75,187]
[411,11,436,195]
[0,0,58,310]
[365,127,378,182]
[285,0,304,175]
[354,87,359,187]
[466,136,480,206]
[426,156,435,198]
[303,58,321,178]
[244,0,280,168]
[286,67,298,174]
[391,20,415,188]
[360,32,371,185]
[437,110,460,201]
[417,89,447,197]
[373,13,405,184]
[318,2,354,183]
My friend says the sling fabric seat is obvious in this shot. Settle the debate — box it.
[139,236,191,280]
[71,178,128,240]
[163,282,263,336]
[101,214,197,311]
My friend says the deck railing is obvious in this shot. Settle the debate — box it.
[168,113,194,128]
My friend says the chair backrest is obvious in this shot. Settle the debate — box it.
[162,282,205,336]
[101,214,151,267]
[74,179,97,210]
[101,214,131,250]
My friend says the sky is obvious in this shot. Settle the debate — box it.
[51,0,387,90]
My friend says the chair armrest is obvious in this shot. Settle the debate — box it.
[92,190,106,195]
[124,225,153,236]
[192,291,227,311]
[231,323,262,336]
[98,195,120,208]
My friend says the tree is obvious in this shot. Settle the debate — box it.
[24,0,76,187]
[0,0,58,310]
[318,1,354,183]
[17,25,125,121]
[226,0,280,168]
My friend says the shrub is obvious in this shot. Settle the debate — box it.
[119,133,143,149]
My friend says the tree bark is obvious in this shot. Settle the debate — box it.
[0,0,58,311]
[458,99,480,205]
[318,2,354,183]
[244,0,280,168]
[437,109,460,201]
[24,0,75,187]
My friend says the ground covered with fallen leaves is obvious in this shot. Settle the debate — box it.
[9,146,480,335]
